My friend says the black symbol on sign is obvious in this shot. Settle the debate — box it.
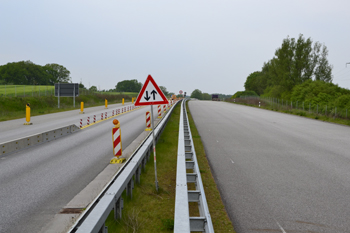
[144,90,157,101]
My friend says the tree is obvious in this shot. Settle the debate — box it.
[0,61,72,85]
[89,86,97,92]
[115,79,142,92]
[190,89,203,99]
[159,86,169,96]
[44,63,71,83]
[243,35,333,99]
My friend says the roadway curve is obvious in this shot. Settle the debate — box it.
[189,100,350,233]
[0,103,157,233]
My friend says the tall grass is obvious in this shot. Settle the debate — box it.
[0,93,132,121]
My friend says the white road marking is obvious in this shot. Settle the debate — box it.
[230,159,234,164]
[275,219,287,233]
[217,140,219,142]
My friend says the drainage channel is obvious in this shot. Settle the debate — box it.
[174,99,214,232]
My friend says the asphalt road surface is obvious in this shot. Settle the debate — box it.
[189,100,350,233]
[0,104,158,233]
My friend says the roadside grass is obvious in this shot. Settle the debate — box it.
[0,93,133,121]
[105,102,235,233]
[0,85,55,97]
[227,99,350,127]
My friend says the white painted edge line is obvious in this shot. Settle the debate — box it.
[275,219,287,233]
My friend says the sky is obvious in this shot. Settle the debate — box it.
[1,0,350,96]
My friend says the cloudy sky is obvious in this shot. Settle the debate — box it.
[1,0,350,95]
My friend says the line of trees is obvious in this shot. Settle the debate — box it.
[191,89,232,100]
[0,61,71,85]
[243,34,333,99]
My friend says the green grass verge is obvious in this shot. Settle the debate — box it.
[0,85,55,97]
[104,102,235,232]
[0,93,133,121]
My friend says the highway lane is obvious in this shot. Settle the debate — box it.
[0,102,135,143]
[189,100,350,233]
[0,105,158,233]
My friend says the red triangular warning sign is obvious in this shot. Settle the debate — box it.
[134,75,169,106]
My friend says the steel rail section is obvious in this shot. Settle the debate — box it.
[68,101,179,233]
[174,100,214,232]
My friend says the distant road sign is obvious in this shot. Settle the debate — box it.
[179,90,183,94]
[55,83,79,97]
[134,75,169,106]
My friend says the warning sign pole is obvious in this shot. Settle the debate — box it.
[150,105,159,191]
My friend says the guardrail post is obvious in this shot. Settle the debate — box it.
[136,165,141,184]
[114,197,124,220]
[98,225,108,233]
[127,178,134,198]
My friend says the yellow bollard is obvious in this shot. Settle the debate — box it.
[105,99,108,109]
[110,119,126,164]
[79,102,84,114]
[132,97,134,104]
[24,103,33,125]
[122,98,124,105]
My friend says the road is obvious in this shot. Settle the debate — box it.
[0,102,134,143]
[0,104,157,233]
[189,100,350,233]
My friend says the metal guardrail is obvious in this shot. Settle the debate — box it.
[68,101,179,233]
[174,99,214,232]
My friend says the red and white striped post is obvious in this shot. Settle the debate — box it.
[101,113,103,121]
[163,105,166,113]
[105,112,107,119]
[157,105,162,118]
[124,107,126,112]
[94,115,96,123]
[80,119,82,128]
[145,111,152,131]
[87,117,90,125]
[110,119,125,164]
[112,110,114,116]
[112,119,122,157]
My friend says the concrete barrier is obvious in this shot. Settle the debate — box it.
[1,125,80,156]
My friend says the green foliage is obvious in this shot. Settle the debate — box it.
[115,79,142,92]
[0,61,71,85]
[159,86,169,97]
[290,80,350,109]
[190,89,203,99]
[89,86,98,92]
[161,219,174,230]
[243,34,333,99]
[43,63,71,83]
[232,90,258,99]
